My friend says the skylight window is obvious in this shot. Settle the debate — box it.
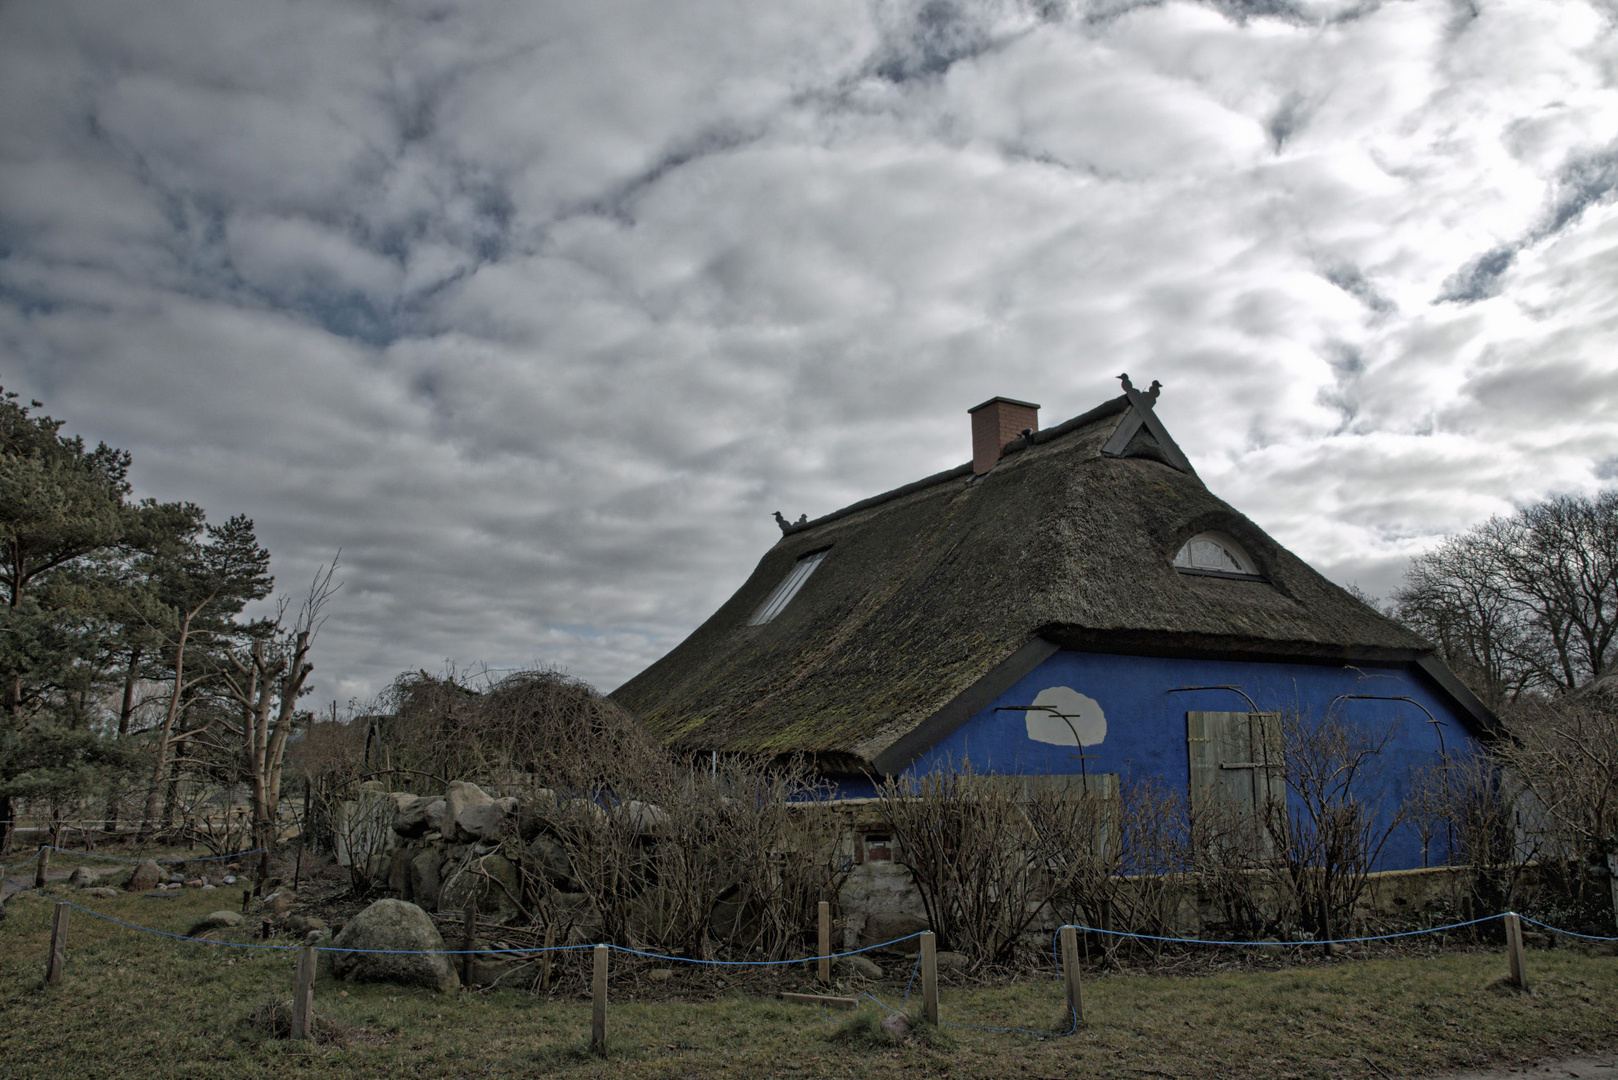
[1173,531,1263,579]
[749,549,829,625]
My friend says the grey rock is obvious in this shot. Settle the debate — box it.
[86,887,120,899]
[262,890,294,915]
[285,914,329,936]
[410,850,443,910]
[934,950,969,972]
[392,797,434,839]
[422,799,449,834]
[526,834,574,887]
[329,898,459,992]
[456,801,509,842]
[837,954,884,979]
[68,867,97,887]
[646,968,674,982]
[881,1012,912,1042]
[187,910,245,935]
[440,853,521,922]
[125,860,163,892]
[617,799,669,836]
[444,781,493,836]
[513,789,559,840]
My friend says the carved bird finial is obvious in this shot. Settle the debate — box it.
[773,510,790,534]
[796,514,808,525]
[1147,379,1161,404]
[1117,373,1134,393]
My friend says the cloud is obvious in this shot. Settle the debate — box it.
[2,0,1616,702]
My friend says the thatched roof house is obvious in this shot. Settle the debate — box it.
[617,382,1490,748]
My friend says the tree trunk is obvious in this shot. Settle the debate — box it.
[103,650,141,833]
[140,611,196,841]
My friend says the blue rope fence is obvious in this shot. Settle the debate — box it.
[5,873,1612,1041]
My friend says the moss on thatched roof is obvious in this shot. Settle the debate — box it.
[612,394,1459,767]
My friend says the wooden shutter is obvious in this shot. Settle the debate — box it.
[1187,712,1253,813]
[1188,710,1288,856]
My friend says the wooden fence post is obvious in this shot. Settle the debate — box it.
[1059,925,1084,1022]
[591,944,608,1052]
[34,845,49,889]
[45,902,68,984]
[817,901,831,986]
[1504,912,1528,989]
[919,930,938,1025]
[540,924,555,992]
[291,945,316,1040]
[462,902,478,988]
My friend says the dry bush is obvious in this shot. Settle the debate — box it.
[376,667,666,795]
[1405,751,1536,920]
[1046,774,1191,961]
[1189,792,1276,939]
[1269,708,1408,942]
[1501,693,1618,866]
[520,756,838,958]
[875,765,1126,966]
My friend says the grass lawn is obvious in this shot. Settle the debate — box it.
[3,853,1615,1079]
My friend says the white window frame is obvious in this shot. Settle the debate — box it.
[1173,531,1263,579]
[749,549,829,625]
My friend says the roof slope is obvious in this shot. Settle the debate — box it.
[612,395,1446,767]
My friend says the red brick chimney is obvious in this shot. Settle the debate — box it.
[968,396,1040,475]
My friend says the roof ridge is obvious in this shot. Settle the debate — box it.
[777,395,1132,537]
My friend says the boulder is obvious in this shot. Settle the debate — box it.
[328,898,459,992]
[934,950,969,972]
[882,1012,912,1042]
[440,853,522,922]
[392,797,434,839]
[86,887,120,899]
[444,781,493,833]
[410,850,443,909]
[125,860,163,892]
[422,799,450,834]
[456,801,509,842]
[68,867,97,887]
[526,834,574,887]
[837,954,884,979]
[388,849,415,898]
[187,910,244,936]
[617,799,669,837]
[261,889,295,916]
[285,914,328,936]
[513,789,559,840]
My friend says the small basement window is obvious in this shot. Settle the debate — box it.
[1174,531,1263,579]
[749,549,829,625]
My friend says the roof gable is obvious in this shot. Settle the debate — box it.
[612,392,1453,766]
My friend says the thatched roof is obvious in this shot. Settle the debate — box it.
[613,394,1494,770]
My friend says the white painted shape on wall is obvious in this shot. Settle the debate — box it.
[1025,686,1106,746]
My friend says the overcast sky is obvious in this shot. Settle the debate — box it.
[3,0,1616,708]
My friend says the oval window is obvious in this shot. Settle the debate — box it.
[1173,531,1262,578]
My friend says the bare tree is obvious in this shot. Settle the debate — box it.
[217,556,339,880]
[1394,493,1618,705]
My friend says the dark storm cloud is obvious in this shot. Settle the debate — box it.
[1,0,1615,702]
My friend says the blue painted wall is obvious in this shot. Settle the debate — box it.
[836,650,1484,871]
